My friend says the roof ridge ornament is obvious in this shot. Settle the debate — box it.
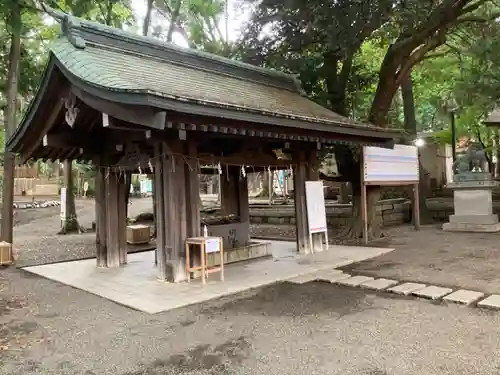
[42,5,86,49]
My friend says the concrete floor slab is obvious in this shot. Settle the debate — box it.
[412,286,453,300]
[360,278,399,291]
[23,241,393,314]
[288,274,318,284]
[443,289,485,305]
[477,295,500,310]
[337,275,374,287]
[387,282,427,296]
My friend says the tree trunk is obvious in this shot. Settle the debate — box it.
[1,2,21,244]
[166,0,183,42]
[142,0,154,36]
[58,160,84,234]
[340,181,383,241]
[401,71,432,224]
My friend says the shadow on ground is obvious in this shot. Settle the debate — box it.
[202,282,378,318]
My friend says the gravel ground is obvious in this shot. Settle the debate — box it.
[2,267,500,375]
[5,198,500,373]
[343,224,500,294]
[13,198,151,267]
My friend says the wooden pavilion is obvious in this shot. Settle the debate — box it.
[7,13,399,282]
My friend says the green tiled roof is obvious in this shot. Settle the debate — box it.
[41,13,393,134]
[52,38,377,131]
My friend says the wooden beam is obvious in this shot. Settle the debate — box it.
[72,86,166,130]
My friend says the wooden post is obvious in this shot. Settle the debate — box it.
[238,174,249,223]
[105,171,120,268]
[360,150,368,245]
[117,172,129,265]
[413,183,421,230]
[268,170,273,205]
[293,150,310,254]
[185,140,201,273]
[95,165,107,267]
[173,152,188,282]
[162,142,188,282]
[306,150,324,252]
[361,184,368,245]
[154,142,168,280]
[185,140,200,237]
[221,166,240,216]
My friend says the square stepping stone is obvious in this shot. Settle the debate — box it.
[337,275,374,287]
[360,278,399,291]
[310,269,344,282]
[477,295,500,310]
[443,289,484,306]
[412,285,453,300]
[387,282,426,296]
[320,273,352,284]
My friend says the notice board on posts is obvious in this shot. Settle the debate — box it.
[363,144,419,183]
[360,144,420,245]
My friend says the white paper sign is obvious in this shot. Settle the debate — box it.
[60,187,67,219]
[205,238,220,253]
[305,181,327,234]
[364,144,419,183]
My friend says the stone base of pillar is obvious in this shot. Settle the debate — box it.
[443,182,500,233]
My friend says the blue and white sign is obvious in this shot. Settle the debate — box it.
[140,179,153,194]
[363,144,419,183]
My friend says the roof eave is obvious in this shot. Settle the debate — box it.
[56,64,397,142]
[6,57,57,154]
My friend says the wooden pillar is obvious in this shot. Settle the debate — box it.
[293,150,310,254]
[306,150,324,252]
[117,173,129,265]
[154,143,168,281]
[163,142,188,282]
[95,165,107,267]
[105,171,120,268]
[238,174,249,223]
[221,167,240,216]
[185,140,201,237]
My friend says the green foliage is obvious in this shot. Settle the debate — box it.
[153,0,235,55]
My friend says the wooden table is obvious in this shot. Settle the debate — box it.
[185,236,224,285]
[0,241,12,266]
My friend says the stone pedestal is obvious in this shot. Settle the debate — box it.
[443,180,500,232]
